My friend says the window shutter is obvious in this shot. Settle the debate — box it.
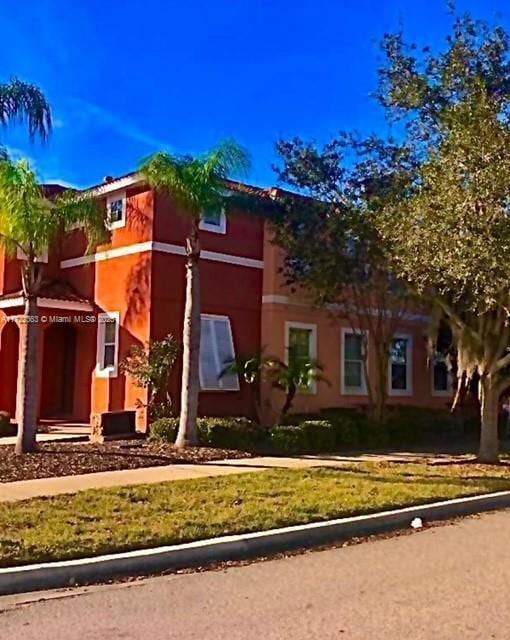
[213,319,238,389]
[199,318,218,389]
[199,316,239,391]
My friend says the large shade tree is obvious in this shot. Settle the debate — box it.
[0,159,105,453]
[375,13,510,462]
[271,135,415,424]
[141,142,251,448]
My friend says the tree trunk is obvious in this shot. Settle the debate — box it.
[366,342,389,425]
[175,224,201,448]
[15,296,39,454]
[373,344,389,425]
[478,377,499,463]
[280,384,297,422]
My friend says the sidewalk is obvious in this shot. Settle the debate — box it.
[0,450,465,503]
[0,456,354,503]
[0,433,87,447]
[0,423,89,447]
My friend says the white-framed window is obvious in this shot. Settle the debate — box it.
[341,328,367,395]
[96,311,120,377]
[389,333,412,396]
[432,353,453,396]
[199,314,239,391]
[199,207,226,234]
[285,321,317,394]
[106,191,127,229]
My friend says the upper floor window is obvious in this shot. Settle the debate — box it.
[199,314,239,391]
[106,191,126,230]
[389,334,412,395]
[199,207,226,234]
[432,353,452,396]
[285,322,317,393]
[96,312,120,377]
[341,329,367,395]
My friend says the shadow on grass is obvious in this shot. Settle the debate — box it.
[314,465,510,488]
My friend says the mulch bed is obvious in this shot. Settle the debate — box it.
[0,440,252,483]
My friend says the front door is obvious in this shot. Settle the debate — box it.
[40,325,77,418]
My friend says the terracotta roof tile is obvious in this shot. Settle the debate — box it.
[0,280,92,305]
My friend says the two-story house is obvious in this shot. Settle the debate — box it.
[0,172,452,431]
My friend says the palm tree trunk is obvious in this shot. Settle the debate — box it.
[15,296,39,454]
[478,377,499,463]
[280,383,297,422]
[175,222,201,448]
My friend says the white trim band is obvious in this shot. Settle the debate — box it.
[85,174,143,197]
[60,241,264,270]
[262,295,430,323]
[0,297,93,311]
[60,242,153,268]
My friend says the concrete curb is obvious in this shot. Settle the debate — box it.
[2,489,510,596]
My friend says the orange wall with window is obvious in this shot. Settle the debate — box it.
[260,226,452,423]
[58,184,156,428]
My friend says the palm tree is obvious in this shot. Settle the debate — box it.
[265,354,327,423]
[221,354,267,424]
[141,141,251,447]
[0,78,52,142]
[0,158,106,453]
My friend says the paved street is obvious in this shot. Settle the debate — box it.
[1,510,509,639]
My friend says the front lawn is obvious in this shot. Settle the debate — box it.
[2,462,510,568]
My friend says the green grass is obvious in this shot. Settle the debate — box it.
[2,462,510,568]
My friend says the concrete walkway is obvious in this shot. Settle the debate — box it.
[0,456,358,503]
[0,433,87,447]
[0,450,477,504]
[0,424,89,447]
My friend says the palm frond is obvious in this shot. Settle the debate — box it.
[201,140,251,182]
[140,141,251,219]
[0,159,48,257]
[0,157,107,260]
[0,78,52,140]
[53,190,108,253]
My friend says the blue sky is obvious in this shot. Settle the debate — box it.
[0,0,504,189]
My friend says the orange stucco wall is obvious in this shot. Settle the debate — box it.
[0,179,455,432]
[62,186,155,428]
[260,226,452,422]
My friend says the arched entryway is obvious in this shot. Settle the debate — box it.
[40,324,77,419]
[0,321,20,416]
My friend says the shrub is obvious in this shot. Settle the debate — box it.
[150,416,264,450]
[149,417,178,444]
[197,417,265,450]
[0,412,14,437]
[121,334,179,420]
[358,418,390,449]
[385,406,464,447]
[270,420,336,454]
[386,415,420,447]
[330,417,360,449]
[300,420,336,452]
[269,425,304,453]
[281,412,322,426]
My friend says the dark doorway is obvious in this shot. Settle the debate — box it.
[40,325,77,418]
[0,322,20,416]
